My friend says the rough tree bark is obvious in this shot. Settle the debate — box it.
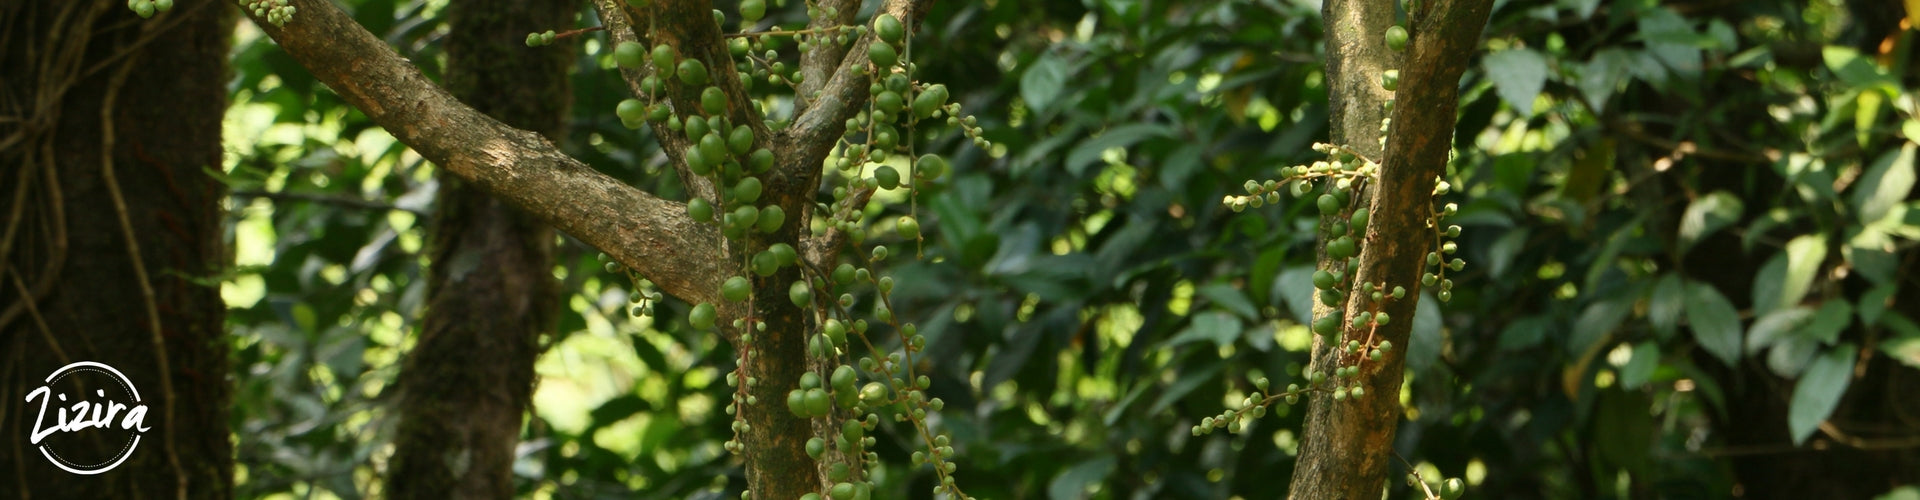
[383,0,571,495]
[239,0,929,496]
[0,0,234,498]
[1289,1,1492,498]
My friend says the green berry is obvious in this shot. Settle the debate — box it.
[677,59,709,86]
[728,125,755,156]
[874,165,901,189]
[740,0,766,22]
[749,148,775,173]
[685,115,710,141]
[689,303,717,330]
[803,388,831,416]
[701,86,727,115]
[895,216,919,239]
[1441,478,1465,499]
[912,84,949,119]
[805,437,825,459]
[787,389,808,416]
[1385,25,1409,52]
[1328,236,1357,260]
[860,382,888,405]
[757,205,786,233]
[875,13,904,43]
[823,318,847,346]
[616,99,646,123]
[615,41,646,69]
[699,132,727,165]
[1349,207,1370,232]
[1312,269,1337,290]
[721,276,751,302]
[834,264,855,284]
[868,41,898,67]
[651,44,676,70]
[1317,194,1341,215]
[752,249,779,276]
[916,154,947,179]
[1381,69,1399,91]
[684,144,711,176]
[875,91,904,114]
[733,177,763,203]
[789,280,813,307]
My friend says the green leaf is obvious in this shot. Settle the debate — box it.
[1198,283,1259,321]
[1148,361,1222,414]
[1774,233,1828,313]
[1066,123,1173,175]
[1167,311,1241,349]
[1788,343,1857,445]
[1638,8,1703,78]
[1648,273,1685,341]
[1483,48,1548,115]
[1498,315,1553,351]
[1408,292,1443,373]
[1859,284,1896,325]
[1750,253,1788,318]
[1678,191,1743,253]
[1804,299,1853,345]
[1567,297,1633,356]
[1619,341,1660,390]
[1875,486,1920,500]
[1275,266,1316,324]
[1579,49,1633,113]
[1021,52,1069,115]
[1767,336,1820,378]
[1048,456,1116,500]
[1747,307,1813,355]
[1823,45,1899,94]
[1684,280,1743,368]
[1851,143,1917,224]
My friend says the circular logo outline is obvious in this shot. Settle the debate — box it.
[35,361,144,475]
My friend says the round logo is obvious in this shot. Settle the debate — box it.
[24,361,150,475]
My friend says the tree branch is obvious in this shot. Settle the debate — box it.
[240,0,725,305]
[1290,0,1493,498]
[587,0,713,202]
[792,0,859,115]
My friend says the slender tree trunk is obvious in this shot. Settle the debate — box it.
[1289,1,1490,498]
[0,0,234,498]
[384,0,570,496]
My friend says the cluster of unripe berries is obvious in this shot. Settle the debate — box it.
[240,0,295,26]
[127,0,174,18]
[524,30,558,47]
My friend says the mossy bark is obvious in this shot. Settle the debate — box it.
[0,0,234,497]
[384,0,571,497]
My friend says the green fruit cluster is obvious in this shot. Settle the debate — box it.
[238,0,293,26]
[129,0,173,18]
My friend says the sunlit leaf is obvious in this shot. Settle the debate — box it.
[1678,191,1742,253]
[1483,48,1548,115]
[1851,143,1917,224]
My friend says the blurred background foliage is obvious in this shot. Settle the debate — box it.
[219,0,1920,498]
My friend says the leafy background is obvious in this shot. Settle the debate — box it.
[219,0,1920,498]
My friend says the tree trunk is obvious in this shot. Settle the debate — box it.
[384,0,570,496]
[1289,1,1491,498]
[0,0,234,498]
